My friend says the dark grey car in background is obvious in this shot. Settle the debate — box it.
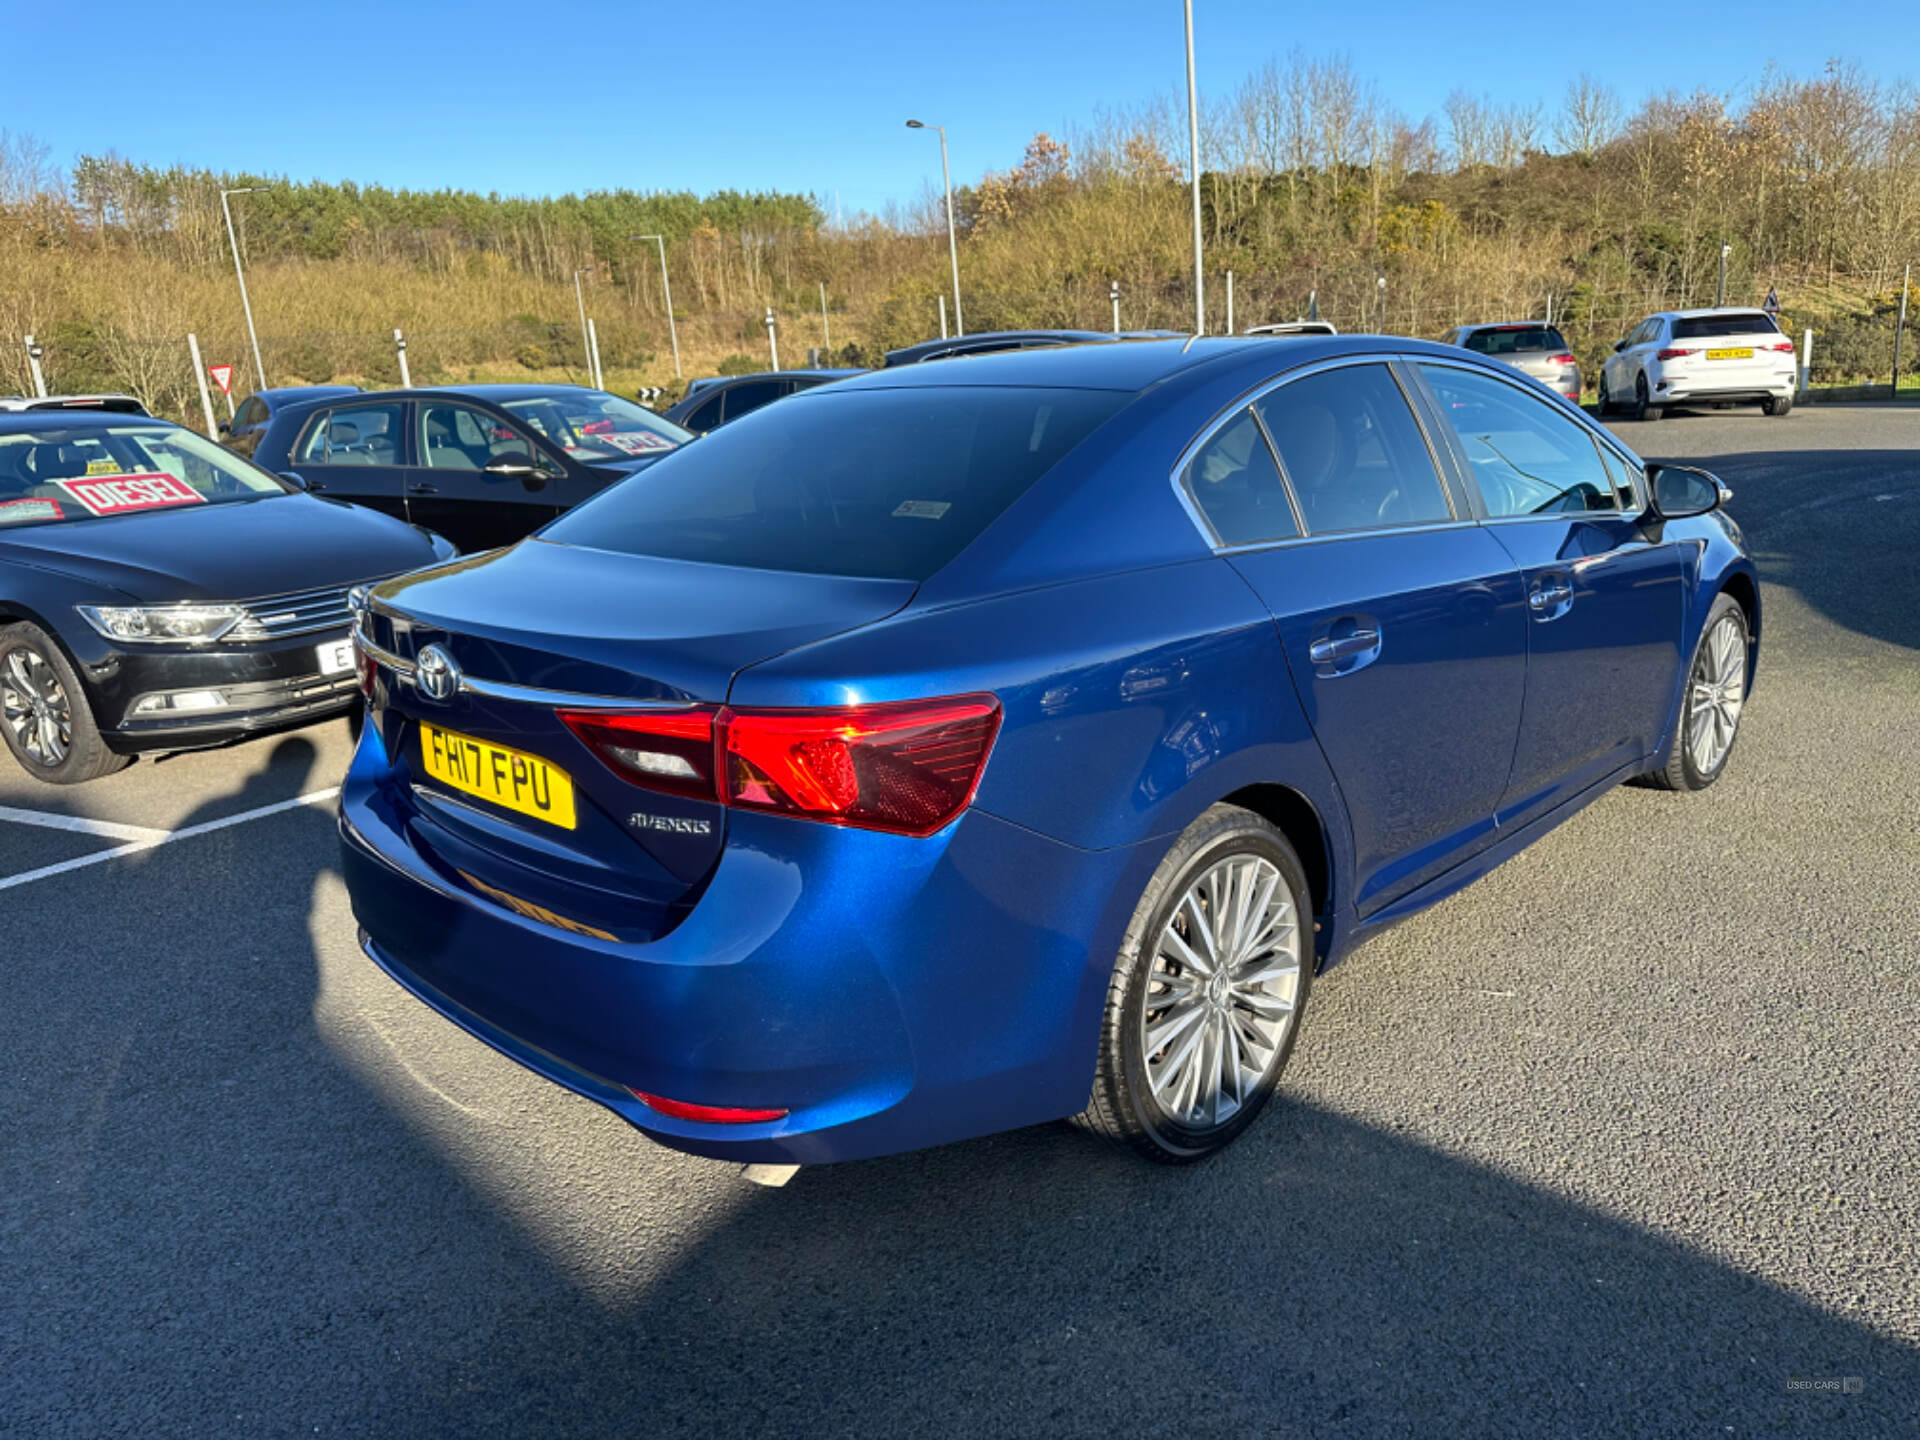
[1442,323,1582,403]
[659,369,861,435]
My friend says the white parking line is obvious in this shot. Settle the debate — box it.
[0,805,170,844]
[0,787,341,892]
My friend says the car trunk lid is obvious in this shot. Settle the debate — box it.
[360,540,915,933]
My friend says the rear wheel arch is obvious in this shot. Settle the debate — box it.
[1219,783,1331,951]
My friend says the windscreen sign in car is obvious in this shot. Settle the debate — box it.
[56,472,208,517]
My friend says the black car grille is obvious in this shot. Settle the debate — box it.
[227,575,398,641]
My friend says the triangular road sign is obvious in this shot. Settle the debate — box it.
[208,364,234,396]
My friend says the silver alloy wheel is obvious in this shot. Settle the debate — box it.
[1,647,71,768]
[1687,614,1746,775]
[1141,853,1303,1129]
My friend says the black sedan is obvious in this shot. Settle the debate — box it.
[659,368,861,435]
[0,410,453,784]
[249,384,692,553]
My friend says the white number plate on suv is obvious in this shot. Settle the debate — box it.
[316,638,356,675]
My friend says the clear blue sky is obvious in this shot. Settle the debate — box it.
[8,0,1915,216]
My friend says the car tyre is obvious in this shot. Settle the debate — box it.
[0,623,131,784]
[1762,392,1793,417]
[1595,374,1613,416]
[1635,373,1662,422]
[1641,593,1750,792]
[1079,803,1312,1164]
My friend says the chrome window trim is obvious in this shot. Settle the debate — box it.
[1408,354,1651,517]
[1168,352,1465,553]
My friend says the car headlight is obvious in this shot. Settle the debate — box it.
[77,604,244,645]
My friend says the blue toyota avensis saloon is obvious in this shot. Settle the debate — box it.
[341,335,1758,1166]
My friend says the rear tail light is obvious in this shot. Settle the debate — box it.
[1549,353,1577,366]
[1656,347,1698,360]
[630,1090,788,1124]
[557,708,719,801]
[560,694,1002,837]
[1766,341,1796,353]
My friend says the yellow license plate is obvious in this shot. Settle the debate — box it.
[419,722,576,829]
[1706,347,1754,360]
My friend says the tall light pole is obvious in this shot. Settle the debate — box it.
[220,185,271,389]
[1183,0,1205,335]
[629,234,681,379]
[906,120,964,336]
[573,268,594,383]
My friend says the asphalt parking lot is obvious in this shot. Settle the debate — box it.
[2,402,1915,1438]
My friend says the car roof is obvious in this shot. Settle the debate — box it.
[0,393,149,413]
[1455,321,1561,332]
[1661,308,1772,320]
[270,382,607,412]
[0,408,178,433]
[883,330,1117,365]
[827,333,1422,395]
[255,385,359,403]
[694,369,863,384]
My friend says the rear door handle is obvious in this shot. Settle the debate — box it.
[407,482,439,496]
[1309,628,1382,663]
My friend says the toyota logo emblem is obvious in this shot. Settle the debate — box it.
[416,644,460,703]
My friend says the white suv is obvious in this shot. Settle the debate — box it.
[1598,308,1797,420]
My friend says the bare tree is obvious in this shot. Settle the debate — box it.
[1556,75,1623,155]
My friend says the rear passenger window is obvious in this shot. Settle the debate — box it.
[1254,364,1451,534]
[1418,364,1618,517]
[1183,409,1299,546]
[296,402,404,466]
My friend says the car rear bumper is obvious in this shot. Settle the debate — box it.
[339,720,1154,1164]
[1655,381,1793,404]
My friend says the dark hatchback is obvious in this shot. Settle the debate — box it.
[220,384,360,457]
[249,384,692,554]
[0,411,453,784]
[660,369,861,435]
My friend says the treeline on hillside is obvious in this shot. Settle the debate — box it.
[0,53,1915,420]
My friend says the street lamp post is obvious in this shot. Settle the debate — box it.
[629,234,681,379]
[1716,239,1731,308]
[1183,0,1205,335]
[220,185,271,389]
[906,120,963,337]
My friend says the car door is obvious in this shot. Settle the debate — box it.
[1187,359,1529,917]
[282,400,410,520]
[1414,361,1685,827]
[407,401,561,552]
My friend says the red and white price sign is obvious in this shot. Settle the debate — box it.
[56,473,208,518]
[207,363,235,397]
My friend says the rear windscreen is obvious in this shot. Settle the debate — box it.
[1463,326,1566,354]
[541,385,1130,580]
[1672,314,1779,339]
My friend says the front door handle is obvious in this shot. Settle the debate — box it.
[1528,580,1574,614]
[407,481,439,496]
[1310,628,1382,664]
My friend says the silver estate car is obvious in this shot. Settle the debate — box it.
[1441,324,1581,403]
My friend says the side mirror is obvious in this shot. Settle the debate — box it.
[218,420,232,436]
[1612,339,1628,353]
[1645,464,1724,520]
[278,470,310,492]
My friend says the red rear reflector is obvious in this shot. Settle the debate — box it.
[722,695,1000,836]
[630,1090,788,1124]
[558,707,719,801]
[1656,348,1698,360]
